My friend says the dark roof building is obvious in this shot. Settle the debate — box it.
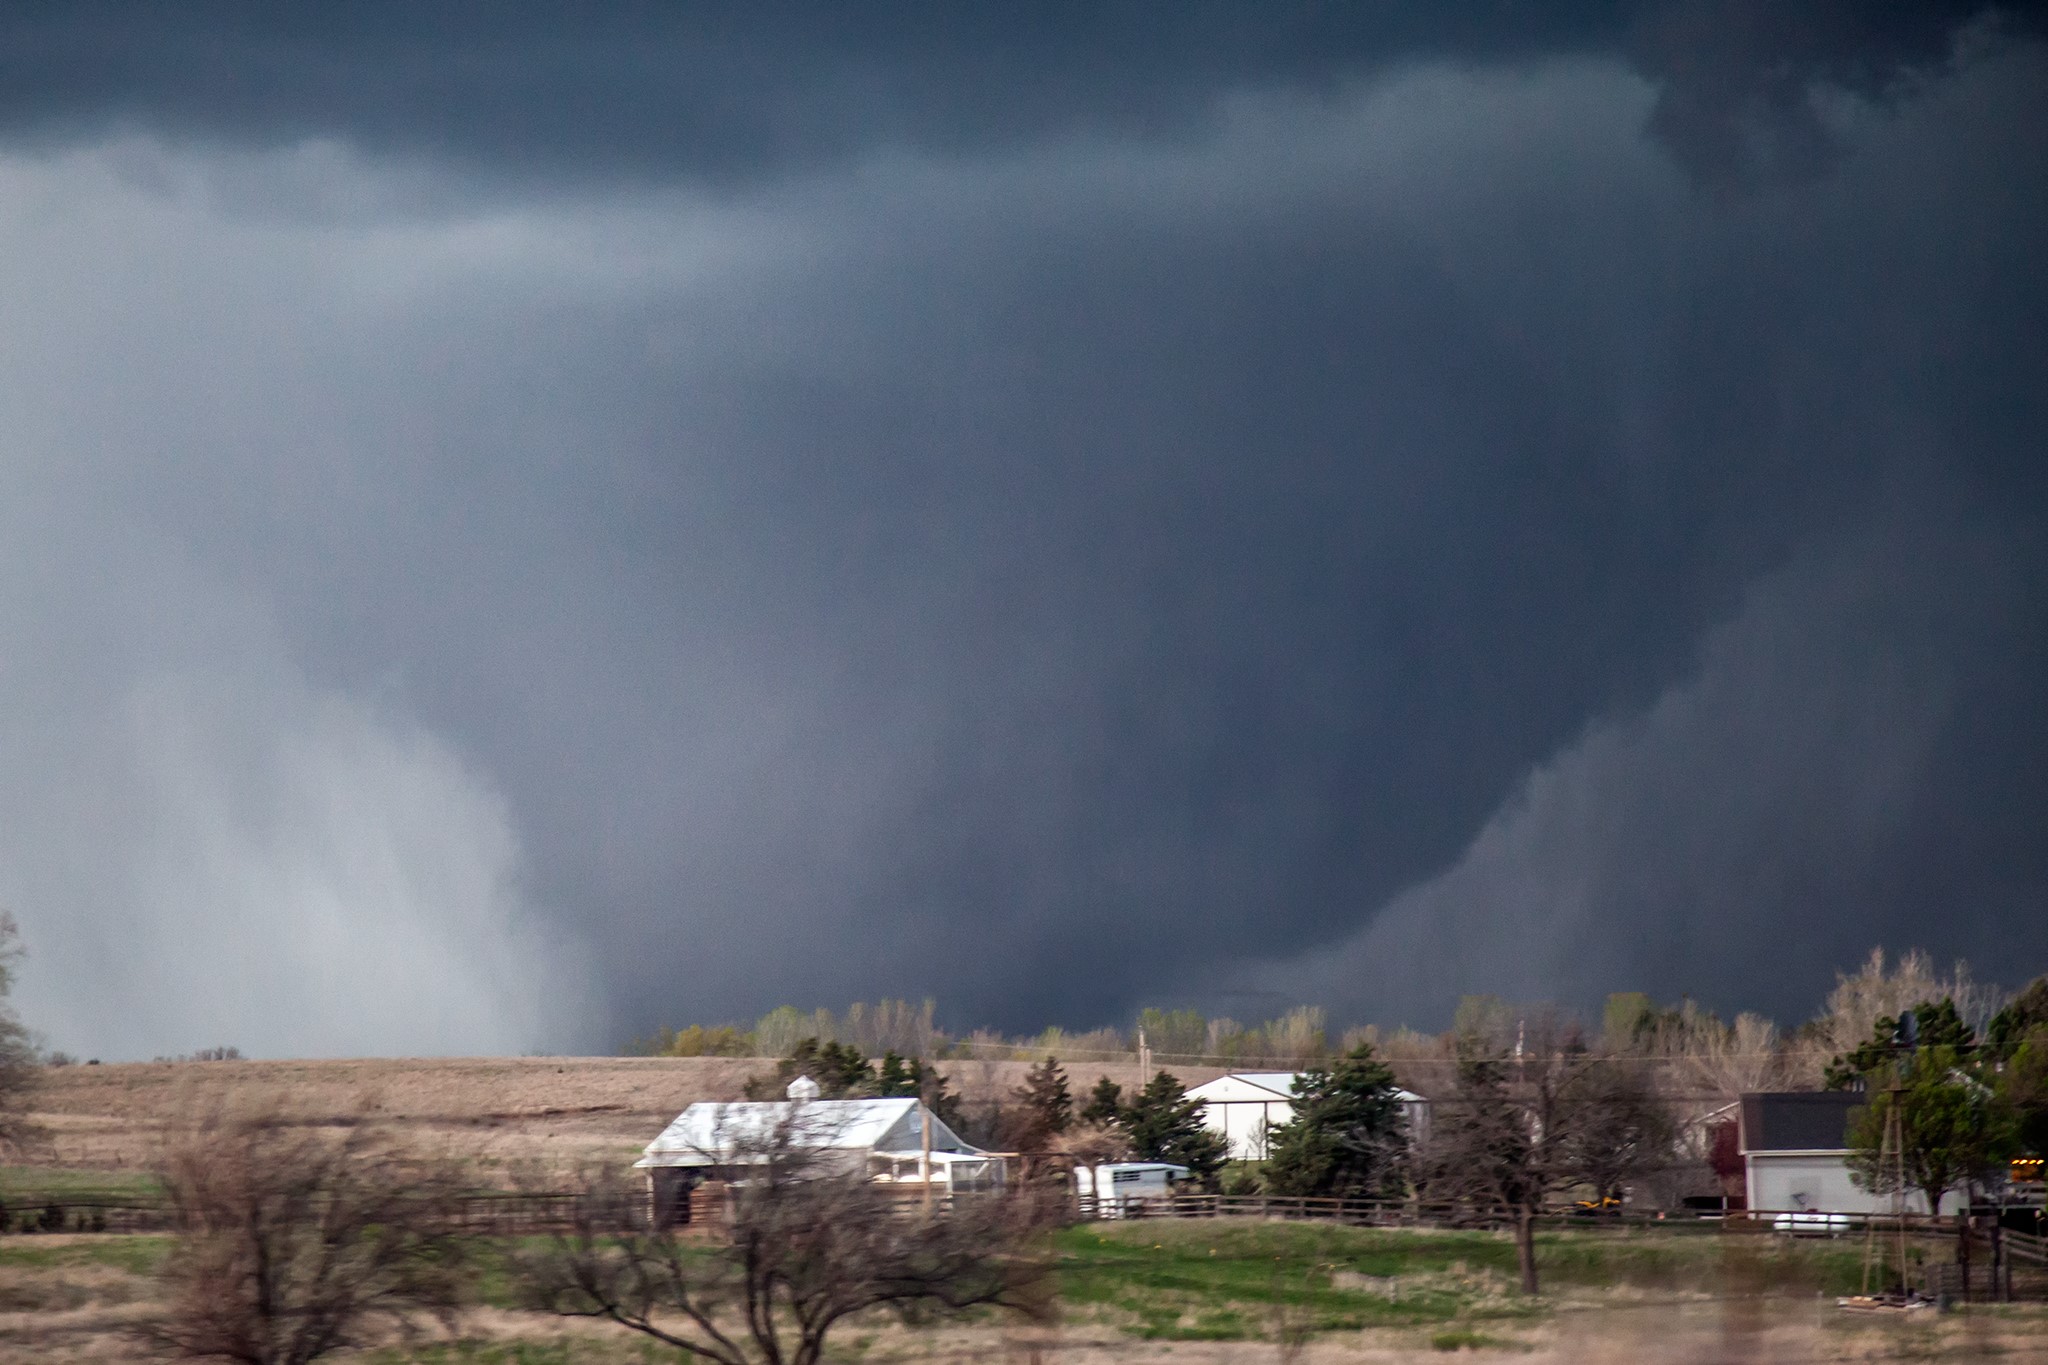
[1739,1091,1862,1154]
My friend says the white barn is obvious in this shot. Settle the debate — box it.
[635,1088,1004,1224]
[1187,1072,1430,1161]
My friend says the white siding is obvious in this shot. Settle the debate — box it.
[1745,1153,1945,1215]
[1206,1097,1293,1160]
[1188,1073,1430,1161]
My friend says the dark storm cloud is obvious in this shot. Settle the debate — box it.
[1,2,2038,191]
[621,50,2048,1034]
[1,5,2044,1057]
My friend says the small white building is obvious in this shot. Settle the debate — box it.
[1075,1161,1190,1216]
[636,1084,1004,1224]
[1187,1072,1430,1161]
[1740,1091,1947,1217]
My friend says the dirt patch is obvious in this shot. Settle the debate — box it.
[24,1056,760,1175]
[0,1263,147,1315]
[437,1300,2048,1362]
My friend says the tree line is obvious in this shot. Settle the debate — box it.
[622,949,2021,1088]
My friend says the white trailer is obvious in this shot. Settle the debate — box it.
[1075,1161,1190,1217]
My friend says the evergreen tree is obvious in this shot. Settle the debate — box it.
[913,1059,966,1133]
[1011,1057,1073,1147]
[1989,978,2048,1054]
[875,1051,918,1097]
[2003,1027,2048,1159]
[1080,1076,1125,1126]
[1263,1043,1409,1198]
[744,1037,876,1099]
[1120,1071,1228,1183]
[1826,998,1975,1090]
[872,1052,965,1132]
[1846,1043,2014,1216]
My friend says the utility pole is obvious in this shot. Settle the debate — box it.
[920,1055,934,1212]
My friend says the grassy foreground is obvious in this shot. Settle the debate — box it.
[0,1217,1968,1362]
[1050,1218,1865,1340]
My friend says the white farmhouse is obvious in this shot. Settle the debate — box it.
[1186,1071,1430,1161]
[635,1081,1004,1224]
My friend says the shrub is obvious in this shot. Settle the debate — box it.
[1431,1329,1497,1351]
[142,1112,471,1365]
[626,1024,755,1057]
[1221,1164,1264,1197]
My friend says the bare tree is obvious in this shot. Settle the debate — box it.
[142,1112,471,1365]
[1417,1014,1665,1295]
[1664,1005,1785,1100]
[517,1112,1055,1364]
[1042,1118,1133,1193]
[1556,1059,1677,1207]
[1418,1042,1544,1294]
[1788,948,2008,1086]
[1260,1006,1329,1065]
[0,912,47,1156]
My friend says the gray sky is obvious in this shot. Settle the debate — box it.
[3,3,2044,1058]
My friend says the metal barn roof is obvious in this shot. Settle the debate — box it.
[635,1098,977,1168]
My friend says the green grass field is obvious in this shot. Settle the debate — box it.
[0,1232,170,1277]
[0,1165,164,1201]
[449,1217,1873,1347]
[1052,1219,1868,1340]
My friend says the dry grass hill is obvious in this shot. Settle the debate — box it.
[22,1055,1225,1181]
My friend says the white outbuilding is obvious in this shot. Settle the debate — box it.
[1186,1072,1430,1161]
[635,1082,1005,1224]
[1740,1091,1950,1219]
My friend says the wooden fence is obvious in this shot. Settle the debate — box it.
[0,1197,173,1235]
[1079,1191,1979,1236]
[2006,1227,2047,1266]
[5,1187,2040,1250]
